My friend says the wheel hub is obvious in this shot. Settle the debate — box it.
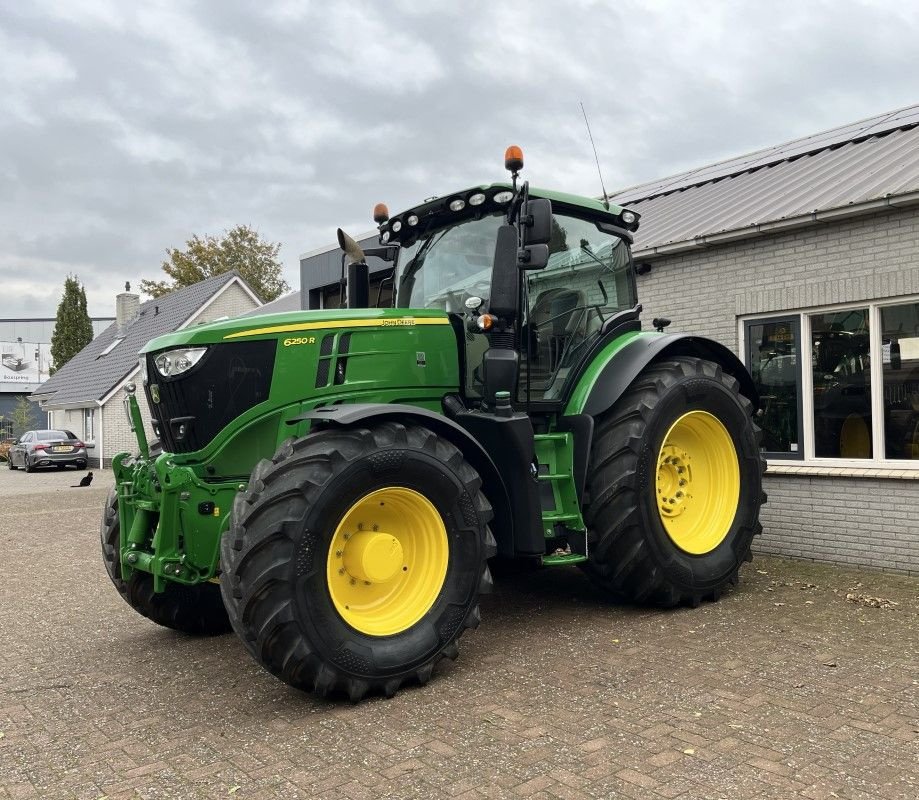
[342,530,404,583]
[656,444,691,518]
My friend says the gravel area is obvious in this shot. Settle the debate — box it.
[1,467,917,799]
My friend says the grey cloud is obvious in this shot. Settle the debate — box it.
[1,0,918,317]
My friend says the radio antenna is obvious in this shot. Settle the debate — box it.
[580,101,610,210]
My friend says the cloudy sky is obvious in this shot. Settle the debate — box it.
[2,0,918,317]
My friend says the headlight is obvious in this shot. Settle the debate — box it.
[449,198,466,211]
[621,210,637,225]
[139,357,148,384]
[493,191,513,204]
[381,230,391,243]
[153,347,207,377]
[468,192,486,206]
[407,214,419,226]
[391,219,402,232]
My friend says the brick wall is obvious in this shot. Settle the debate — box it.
[635,206,919,348]
[193,282,259,324]
[760,473,919,576]
[637,205,919,573]
[103,385,153,466]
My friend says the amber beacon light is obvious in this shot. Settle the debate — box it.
[504,145,524,173]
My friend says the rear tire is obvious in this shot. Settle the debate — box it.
[583,357,765,606]
[220,421,495,701]
[100,487,231,635]
[24,456,35,473]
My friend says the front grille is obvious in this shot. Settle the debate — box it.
[146,340,276,453]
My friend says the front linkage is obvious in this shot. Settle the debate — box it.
[114,387,238,593]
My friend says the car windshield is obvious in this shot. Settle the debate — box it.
[37,430,74,440]
[395,210,635,314]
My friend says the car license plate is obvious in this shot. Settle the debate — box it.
[52,446,72,452]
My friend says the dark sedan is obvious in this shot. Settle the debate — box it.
[7,429,88,472]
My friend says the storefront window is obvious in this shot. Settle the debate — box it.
[811,308,872,458]
[881,301,919,460]
[745,317,802,457]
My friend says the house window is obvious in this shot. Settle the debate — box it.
[744,317,803,458]
[742,297,919,466]
[84,408,95,442]
[810,308,872,458]
[880,301,919,460]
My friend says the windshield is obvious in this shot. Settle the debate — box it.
[395,210,635,314]
[396,213,503,312]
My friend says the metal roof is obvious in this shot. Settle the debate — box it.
[32,272,242,407]
[609,104,919,257]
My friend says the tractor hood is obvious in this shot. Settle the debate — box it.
[140,307,451,353]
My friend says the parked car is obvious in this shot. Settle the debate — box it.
[7,430,88,472]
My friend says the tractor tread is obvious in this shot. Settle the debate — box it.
[582,356,766,607]
[220,421,493,701]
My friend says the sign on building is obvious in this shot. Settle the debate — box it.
[0,341,52,392]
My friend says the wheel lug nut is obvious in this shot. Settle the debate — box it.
[338,568,345,575]
[372,524,379,531]
[336,550,343,557]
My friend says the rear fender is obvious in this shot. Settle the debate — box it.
[291,404,514,557]
[565,332,759,419]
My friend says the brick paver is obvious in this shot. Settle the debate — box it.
[0,469,917,799]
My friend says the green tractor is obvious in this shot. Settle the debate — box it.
[104,147,764,700]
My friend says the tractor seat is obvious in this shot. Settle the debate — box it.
[530,288,585,372]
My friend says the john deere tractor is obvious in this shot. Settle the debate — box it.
[104,147,764,700]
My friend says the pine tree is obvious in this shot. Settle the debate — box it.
[50,275,94,375]
[140,224,289,302]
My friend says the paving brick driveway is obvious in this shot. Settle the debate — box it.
[1,468,917,799]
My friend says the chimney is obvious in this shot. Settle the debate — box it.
[116,281,140,332]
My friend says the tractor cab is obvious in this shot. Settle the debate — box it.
[366,149,641,411]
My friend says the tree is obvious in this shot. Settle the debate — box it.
[141,225,289,302]
[10,395,36,438]
[50,275,94,375]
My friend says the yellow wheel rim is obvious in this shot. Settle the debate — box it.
[326,487,449,637]
[656,411,740,555]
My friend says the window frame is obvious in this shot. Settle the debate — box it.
[739,294,919,471]
[743,315,805,460]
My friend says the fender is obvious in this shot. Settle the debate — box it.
[289,404,514,557]
[565,332,759,419]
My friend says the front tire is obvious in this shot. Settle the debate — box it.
[583,357,765,606]
[100,488,232,635]
[220,421,495,701]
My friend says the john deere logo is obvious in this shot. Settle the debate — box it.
[150,384,160,404]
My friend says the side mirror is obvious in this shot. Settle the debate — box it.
[522,198,552,245]
[519,198,552,270]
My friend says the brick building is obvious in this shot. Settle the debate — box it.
[293,105,919,574]
[32,273,260,467]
